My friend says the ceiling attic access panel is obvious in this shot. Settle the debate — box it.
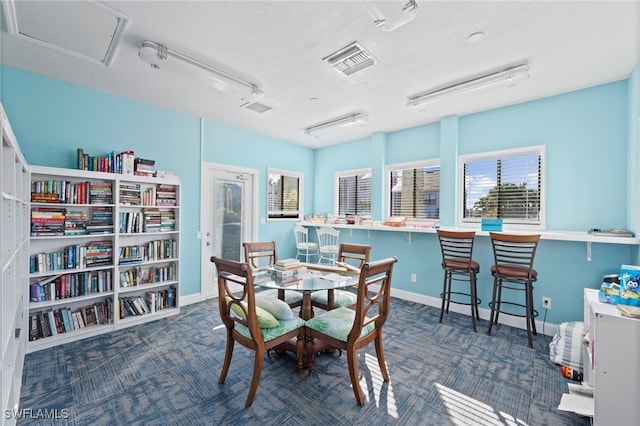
[3,0,129,66]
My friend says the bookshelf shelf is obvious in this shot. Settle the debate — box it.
[27,166,181,353]
[1,103,29,426]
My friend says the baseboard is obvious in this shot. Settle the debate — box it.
[180,292,207,306]
[388,287,558,337]
[181,287,558,337]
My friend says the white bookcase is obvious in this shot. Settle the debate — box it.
[1,104,29,426]
[583,288,640,425]
[27,166,180,353]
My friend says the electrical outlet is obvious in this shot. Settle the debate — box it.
[410,273,417,283]
[542,296,551,309]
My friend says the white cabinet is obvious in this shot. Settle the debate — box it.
[27,166,180,353]
[1,104,29,426]
[583,288,640,425]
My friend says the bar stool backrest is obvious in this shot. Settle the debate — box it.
[436,230,476,271]
[489,232,541,281]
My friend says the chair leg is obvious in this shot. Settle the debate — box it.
[439,271,448,323]
[375,334,389,382]
[347,346,365,406]
[469,272,478,332]
[528,283,538,336]
[245,350,264,407]
[494,279,503,325]
[218,333,235,384]
[487,277,499,336]
[525,282,535,348]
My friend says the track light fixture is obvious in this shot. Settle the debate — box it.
[407,64,529,107]
[139,40,263,105]
[361,0,418,32]
[304,113,369,136]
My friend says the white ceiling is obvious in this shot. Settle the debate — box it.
[1,1,639,148]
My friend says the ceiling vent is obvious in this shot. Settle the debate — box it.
[2,0,129,67]
[243,102,272,113]
[323,42,377,77]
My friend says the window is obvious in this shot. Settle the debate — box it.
[267,168,303,220]
[335,169,371,216]
[386,160,440,221]
[459,146,544,227]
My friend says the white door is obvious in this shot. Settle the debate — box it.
[201,162,258,298]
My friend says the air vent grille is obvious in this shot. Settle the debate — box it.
[243,102,272,113]
[324,42,377,77]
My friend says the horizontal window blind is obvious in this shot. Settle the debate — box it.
[389,166,440,219]
[463,153,541,223]
[267,173,300,219]
[338,172,371,216]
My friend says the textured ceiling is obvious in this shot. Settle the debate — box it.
[1,1,639,148]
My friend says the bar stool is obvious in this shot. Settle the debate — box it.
[487,232,541,348]
[436,230,480,331]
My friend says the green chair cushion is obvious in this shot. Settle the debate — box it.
[255,293,295,320]
[310,289,357,308]
[305,307,375,342]
[235,317,305,342]
[259,289,303,305]
[226,296,279,328]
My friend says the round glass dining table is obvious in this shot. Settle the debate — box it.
[256,271,357,320]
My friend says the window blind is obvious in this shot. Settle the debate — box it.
[267,173,300,219]
[463,153,541,223]
[338,172,371,215]
[389,166,440,219]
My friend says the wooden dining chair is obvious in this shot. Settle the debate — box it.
[310,243,371,310]
[243,241,303,308]
[305,256,398,406]
[486,232,541,348]
[211,256,305,407]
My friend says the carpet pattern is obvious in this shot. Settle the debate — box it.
[17,296,590,425]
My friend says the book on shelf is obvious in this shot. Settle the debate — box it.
[82,306,97,326]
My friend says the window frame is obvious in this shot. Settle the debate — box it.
[333,168,372,217]
[266,167,303,221]
[457,145,546,230]
[385,158,441,224]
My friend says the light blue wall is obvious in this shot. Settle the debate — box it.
[202,120,315,258]
[460,82,628,231]
[313,80,635,325]
[1,66,204,296]
[2,64,638,326]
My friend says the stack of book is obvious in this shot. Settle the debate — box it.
[271,258,302,282]
[134,158,156,177]
[31,207,66,236]
[159,209,176,231]
[86,207,113,234]
[142,208,161,232]
[64,211,87,235]
[119,183,141,205]
[89,182,113,204]
[156,184,177,206]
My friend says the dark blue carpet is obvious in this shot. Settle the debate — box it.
[18,297,589,425]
